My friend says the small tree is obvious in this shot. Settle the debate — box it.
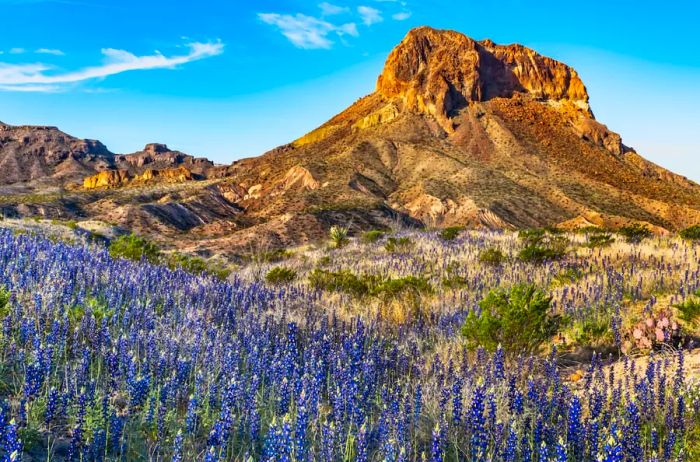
[462,284,560,354]
[329,225,349,249]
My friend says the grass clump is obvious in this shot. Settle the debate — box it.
[462,284,561,354]
[109,234,161,264]
[265,267,297,285]
[619,223,652,243]
[478,247,505,266]
[679,224,700,241]
[167,253,231,280]
[385,237,414,254]
[373,276,433,300]
[439,226,464,241]
[361,229,386,244]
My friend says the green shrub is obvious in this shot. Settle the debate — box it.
[66,220,78,230]
[329,225,350,248]
[0,286,10,318]
[265,267,297,285]
[461,284,560,354]
[309,269,377,297]
[478,247,505,266]
[385,237,414,254]
[109,234,161,264]
[372,276,433,300]
[675,296,700,326]
[166,253,231,280]
[361,229,387,244]
[440,226,464,241]
[619,224,652,243]
[586,231,615,248]
[518,228,547,245]
[570,316,613,347]
[518,238,567,263]
[680,225,700,241]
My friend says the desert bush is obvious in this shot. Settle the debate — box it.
[518,228,546,245]
[619,223,652,243]
[439,226,464,241]
[586,231,615,248]
[0,286,9,318]
[568,316,613,347]
[552,267,583,285]
[518,239,567,263]
[329,225,349,248]
[462,284,560,354]
[372,276,433,300]
[679,224,700,241]
[109,234,161,264]
[385,236,414,253]
[361,229,386,244]
[167,253,231,280]
[265,267,297,285]
[309,269,376,297]
[478,247,505,266]
[675,292,700,327]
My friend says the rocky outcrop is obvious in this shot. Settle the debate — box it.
[376,27,589,132]
[0,123,113,184]
[83,166,195,189]
[115,143,214,172]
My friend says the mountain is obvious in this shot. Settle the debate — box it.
[2,27,699,255]
[214,27,700,240]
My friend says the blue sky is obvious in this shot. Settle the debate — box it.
[1,0,699,181]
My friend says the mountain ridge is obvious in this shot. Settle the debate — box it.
[1,26,699,255]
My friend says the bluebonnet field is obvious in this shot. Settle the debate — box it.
[0,225,698,461]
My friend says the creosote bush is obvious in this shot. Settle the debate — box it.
[619,223,652,243]
[680,224,700,241]
[585,230,615,248]
[478,247,505,266]
[439,226,464,241]
[517,228,567,263]
[108,233,161,264]
[265,267,297,285]
[462,283,561,354]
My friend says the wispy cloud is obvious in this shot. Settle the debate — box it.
[0,40,224,92]
[318,2,348,16]
[9,48,26,54]
[259,12,357,49]
[35,48,65,56]
[357,6,382,25]
[392,11,411,20]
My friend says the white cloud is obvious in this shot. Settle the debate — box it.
[318,2,348,16]
[0,40,223,92]
[358,6,382,26]
[392,11,411,20]
[259,12,357,49]
[35,48,65,56]
[9,48,26,54]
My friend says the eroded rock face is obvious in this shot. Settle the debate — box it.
[83,170,130,189]
[376,27,589,132]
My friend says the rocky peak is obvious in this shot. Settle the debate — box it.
[376,27,590,131]
[143,143,170,154]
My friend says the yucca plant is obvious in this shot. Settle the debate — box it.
[329,225,349,248]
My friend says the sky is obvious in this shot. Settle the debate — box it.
[0,0,699,181]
